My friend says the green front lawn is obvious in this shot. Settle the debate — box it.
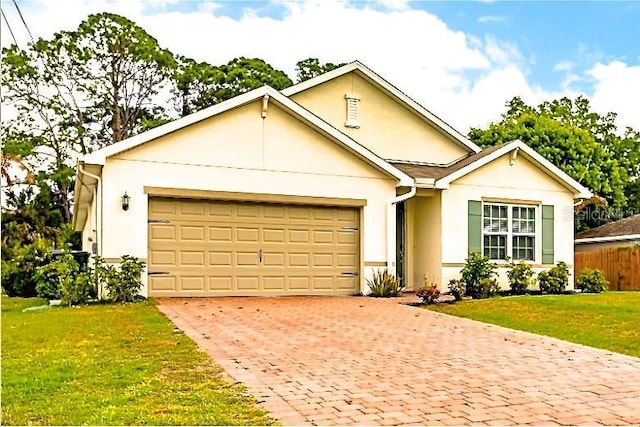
[428,292,640,358]
[1,297,274,426]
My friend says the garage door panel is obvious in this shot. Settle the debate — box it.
[148,198,359,297]
[150,224,175,240]
[237,276,260,291]
[150,250,175,266]
[180,251,205,266]
[209,226,232,243]
[288,229,310,243]
[180,225,205,241]
[263,252,285,267]
[289,276,311,290]
[209,276,232,291]
[237,252,259,266]
[150,276,176,292]
[180,276,205,291]
[209,251,232,266]
[236,227,259,242]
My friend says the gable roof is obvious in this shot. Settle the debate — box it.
[281,61,482,155]
[392,140,592,199]
[575,214,640,243]
[81,85,413,187]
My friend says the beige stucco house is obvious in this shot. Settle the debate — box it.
[73,61,591,297]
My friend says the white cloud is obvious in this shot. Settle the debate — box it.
[478,15,506,24]
[2,0,639,134]
[553,60,575,72]
[588,61,640,131]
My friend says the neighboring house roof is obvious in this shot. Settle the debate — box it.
[80,85,413,187]
[575,214,640,244]
[392,140,592,199]
[281,61,482,155]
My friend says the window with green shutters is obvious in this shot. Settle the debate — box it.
[468,201,552,262]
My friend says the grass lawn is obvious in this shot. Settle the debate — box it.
[427,292,640,358]
[1,297,275,426]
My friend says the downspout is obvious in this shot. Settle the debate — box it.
[386,185,417,270]
[78,163,103,298]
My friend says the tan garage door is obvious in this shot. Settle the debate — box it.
[148,197,360,296]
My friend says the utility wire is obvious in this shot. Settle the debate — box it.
[11,0,34,43]
[1,7,19,46]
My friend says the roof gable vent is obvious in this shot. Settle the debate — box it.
[345,94,360,128]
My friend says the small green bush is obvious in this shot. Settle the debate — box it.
[367,269,403,297]
[1,239,51,297]
[34,253,79,300]
[416,283,441,304]
[447,279,466,301]
[461,252,497,299]
[576,268,608,293]
[538,261,570,294]
[506,260,534,295]
[104,255,146,303]
[477,278,501,299]
[60,272,96,306]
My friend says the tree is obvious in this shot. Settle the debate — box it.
[295,58,345,83]
[468,96,640,230]
[216,57,293,101]
[2,13,175,224]
[172,55,224,116]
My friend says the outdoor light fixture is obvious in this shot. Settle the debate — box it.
[121,192,130,211]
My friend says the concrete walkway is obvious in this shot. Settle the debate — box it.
[158,296,640,426]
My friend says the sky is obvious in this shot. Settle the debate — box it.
[2,0,639,134]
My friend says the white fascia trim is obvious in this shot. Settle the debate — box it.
[82,87,275,165]
[81,85,413,187]
[435,140,593,199]
[282,60,482,154]
[575,234,640,244]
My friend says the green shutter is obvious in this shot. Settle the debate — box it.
[542,205,554,265]
[468,200,482,254]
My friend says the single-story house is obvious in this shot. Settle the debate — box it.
[575,214,640,252]
[72,61,592,297]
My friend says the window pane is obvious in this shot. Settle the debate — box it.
[484,235,506,260]
[513,236,534,261]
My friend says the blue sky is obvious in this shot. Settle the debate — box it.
[3,0,640,132]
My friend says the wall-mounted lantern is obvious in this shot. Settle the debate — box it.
[121,192,130,211]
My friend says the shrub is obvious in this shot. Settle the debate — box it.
[478,278,501,299]
[104,255,146,303]
[506,260,534,295]
[34,254,77,300]
[367,269,403,297]
[576,268,608,293]
[447,279,466,301]
[1,239,51,297]
[460,252,497,299]
[60,272,96,306]
[538,261,570,294]
[416,283,440,304]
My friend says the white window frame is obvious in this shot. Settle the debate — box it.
[482,203,537,262]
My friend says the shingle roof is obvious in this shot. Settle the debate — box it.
[390,143,509,180]
[575,214,640,239]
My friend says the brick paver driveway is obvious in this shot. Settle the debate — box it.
[158,296,640,426]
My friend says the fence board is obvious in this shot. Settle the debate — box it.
[575,246,640,291]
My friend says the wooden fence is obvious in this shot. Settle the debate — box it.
[575,246,640,291]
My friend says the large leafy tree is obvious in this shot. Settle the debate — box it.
[1,13,175,224]
[468,96,640,230]
[295,58,345,82]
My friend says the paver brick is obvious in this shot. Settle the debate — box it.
[158,296,640,426]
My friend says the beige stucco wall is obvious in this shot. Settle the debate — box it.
[93,100,398,296]
[439,153,576,290]
[406,192,442,289]
[290,72,470,165]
